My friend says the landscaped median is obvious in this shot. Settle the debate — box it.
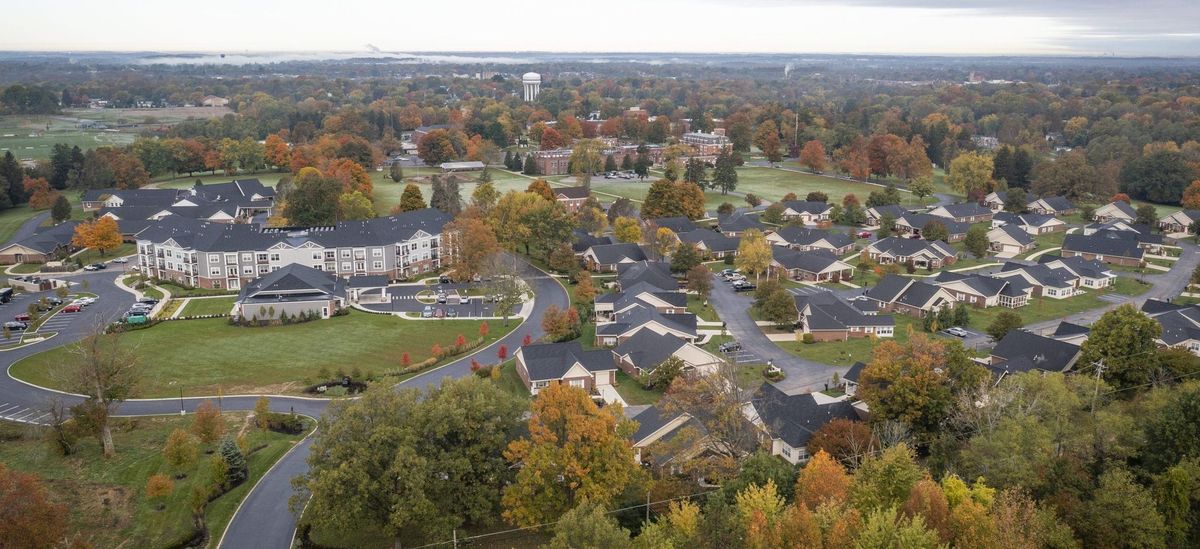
[10,310,516,397]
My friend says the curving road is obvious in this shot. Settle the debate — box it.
[0,256,569,549]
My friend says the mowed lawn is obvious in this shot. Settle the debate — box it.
[178,296,236,316]
[734,168,921,205]
[151,171,287,190]
[11,311,513,397]
[370,169,532,215]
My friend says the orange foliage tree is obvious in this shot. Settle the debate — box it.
[1181,180,1200,210]
[799,140,827,173]
[70,216,123,256]
[23,177,59,209]
[264,133,291,169]
[0,463,68,546]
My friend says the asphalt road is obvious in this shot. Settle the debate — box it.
[4,211,50,246]
[0,255,569,549]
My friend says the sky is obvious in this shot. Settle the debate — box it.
[0,0,1198,57]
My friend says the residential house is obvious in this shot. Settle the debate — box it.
[717,212,766,236]
[1158,209,1200,234]
[1061,234,1145,267]
[863,274,958,318]
[1092,201,1137,223]
[865,204,908,227]
[646,216,699,235]
[1027,196,1076,216]
[894,213,969,242]
[233,263,345,320]
[1141,299,1200,356]
[864,237,957,269]
[201,95,229,107]
[1051,321,1091,346]
[992,212,1068,235]
[514,341,620,401]
[1085,226,1164,254]
[612,330,723,379]
[988,329,1082,380]
[927,202,993,224]
[769,248,856,283]
[677,229,740,259]
[0,221,80,264]
[582,243,651,272]
[993,262,1078,299]
[616,260,678,291]
[778,200,833,226]
[594,303,698,347]
[983,191,1008,212]
[135,208,451,290]
[793,291,895,340]
[842,362,865,397]
[571,229,614,255]
[930,271,1031,308]
[1037,255,1116,289]
[553,186,590,213]
[628,406,710,472]
[83,180,275,221]
[594,282,688,322]
[744,383,861,464]
[987,224,1035,255]
[766,226,855,256]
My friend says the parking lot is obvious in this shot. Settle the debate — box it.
[362,281,499,318]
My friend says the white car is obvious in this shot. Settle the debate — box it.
[111,257,129,264]
[944,327,969,338]
[75,297,97,306]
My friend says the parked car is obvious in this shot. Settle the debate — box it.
[434,308,445,318]
[62,304,82,313]
[437,294,447,304]
[76,297,96,306]
[46,297,62,306]
[111,257,129,264]
[857,231,873,239]
[421,306,434,318]
[734,283,757,292]
[129,305,153,314]
[13,313,30,321]
[138,298,159,305]
[439,275,452,283]
[718,341,742,353]
[4,321,28,331]
[944,327,969,338]
[446,309,459,318]
[727,275,746,284]
[83,264,101,271]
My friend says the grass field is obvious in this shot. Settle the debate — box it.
[0,412,308,549]
[151,172,288,190]
[0,108,231,161]
[370,169,533,215]
[73,243,137,265]
[11,311,514,397]
[155,282,237,298]
[178,296,237,317]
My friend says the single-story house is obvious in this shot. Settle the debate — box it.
[793,291,895,340]
[930,271,1029,308]
[991,212,1067,235]
[1158,209,1200,234]
[612,330,723,379]
[744,383,861,464]
[629,406,710,472]
[1037,255,1116,289]
[234,264,346,320]
[0,221,80,264]
[572,229,614,254]
[865,237,957,269]
[1051,321,1091,346]
[993,262,1078,299]
[927,202,993,224]
[894,213,969,242]
[594,282,688,322]
[677,229,740,259]
[646,216,699,235]
[863,274,957,318]
[988,329,1082,381]
[766,226,855,256]
[1092,201,1137,223]
[616,260,678,292]
[1027,196,1076,216]
[1141,299,1200,356]
[583,243,651,272]
[865,204,908,227]
[778,200,833,226]
[983,191,1008,212]
[594,304,698,347]
[1061,234,1145,267]
[717,212,767,236]
[987,224,1035,255]
[514,341,620,401]
[769,247,856,283]
[842,362,865,398]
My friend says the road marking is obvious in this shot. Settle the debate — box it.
[6,408,32,420]
[0,404,19,414]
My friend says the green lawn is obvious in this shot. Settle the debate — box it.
[11,311,514,397]
[780,316,923,367]
[613,370,663,405]
[687,294,720,323]
[0,204,46,245]
[73,243,137,265]
[155,282,237,298]
[371,169,533,215]
[0,114,137,160]
[732,167,922,206]
[7,262,42,273]
[1109,276,1153,296]
[492,360,530,401]
[0,413,309,549]
[964,290,1126,333]
[178,296,236,317]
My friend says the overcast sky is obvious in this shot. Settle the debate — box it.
[1,0,1197,56]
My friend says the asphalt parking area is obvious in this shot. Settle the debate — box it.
[722,347,763,364]
[0,402,50,425]
[1097,294,1129,304]
[788,286,824,296]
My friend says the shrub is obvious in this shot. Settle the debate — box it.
[802,333,815,344]
[263,412,305,434]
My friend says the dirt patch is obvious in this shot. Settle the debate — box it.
[406,174,478,185]
[217,380,306,397]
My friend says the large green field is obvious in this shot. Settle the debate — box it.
[0,413,309,549]
[370,168,533,215]
[10,311,514,397]
[0,108,231,161]
[733,167,921,205]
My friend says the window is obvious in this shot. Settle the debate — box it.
[242,253,252,262]
[208,254,221,264]
[533,381,549,389]
[228,279,240,290]
[372,261,383,270]
[209,268,221,276]
[569,379,585,388]
[213,280,222,289]
[341,262,351,271]
[224,253,236,264]
[371,248,383,257]
[270,253,280,262]
[781,446,792,457]
[242,266,254,275]
[312,252,322,260]
[258,265,269,274]
[256,253,268,262]
[340,249,351,258]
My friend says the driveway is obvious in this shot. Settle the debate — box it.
[708,274,846,395]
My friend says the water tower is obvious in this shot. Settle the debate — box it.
[522,72,541,102]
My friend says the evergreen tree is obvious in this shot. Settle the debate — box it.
[512,153,523,172]
[50,194,71,223]
[522,153,537,175]
[604,155,618,173]
[684,157,707,186]
[620,154,634,171]
[503,150,513,170]
[0,151,22,206]
[1012,147,1034,188]
[218,437,248,487]
[712,149,738,194]
[388,162,404,183]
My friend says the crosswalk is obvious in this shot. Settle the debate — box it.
[1098,294,1129,304]
[0,402,51,425]
[788,286,824,296]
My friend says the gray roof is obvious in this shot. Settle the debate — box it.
[898,213,969,235]
[555,186,590,200]
[1037,255,1112,280]
[717,212,766,233]
[81,187,182,206]
[1141,299,1200,346]
[935,201,991,219]
[677,229,740,253]
[864,274,914,303]
[617,261,677,291]
[3,221,80,254]
[894,279,945,309]
[751,383,860,448]
[932,272,1010,297]
[867,204,908,218]
[1052,321,1091,338]
[1063,234,1144,260]
[596,304,698,339]
[613,330,691,373]
[572,229,614,253]
[1103,201,1138,218]
[1037,196,1074,212]
[870,236,956,258]
[998,261,1076,288]
[237,263,345,303]
[347,275,389,288]
[772,226,854,249]
[990,330,1080,374]
[795,291,894,330]
[844,361,866,383]
[772,247,844,273]
[781,200,832,215]
[648,216,699,234]
[519,341,615,381]
[993,224,1034,246]
[587,243,650,265]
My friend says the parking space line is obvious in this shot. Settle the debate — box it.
[0,404,19,415]
[6,408,32,420]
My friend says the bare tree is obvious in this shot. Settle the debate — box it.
[44,397,78,456]
[59,317,139,457]
[658,360,759,459]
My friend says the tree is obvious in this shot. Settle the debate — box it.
[1079,304,1162,390]
[1003,187,1028,213]
[683,157,707,187]
[191,400,225,445]
[653,227,678,258]
[576,206,608,235]
[1032,150,1102,199]
[548,502,630,549]
[1142,383,1200,474]
[541,305,582,342]
[711,149,738,195]
[575,275,597,308]
[23,177,58,209]
[502,384,643,527]
[744,193,761,208]
[471,180,499,213]
[219,436,248,487]
[428,176,461,215]
[1182,180,1200,210]
[806,191,828,203]
[264,133,290,169]
[986,310,1024,342]
[300,378,525,542]
[285,168,342,225]
[794,450,851,511]
[799,140,827,172]
[760,288,797,329]
[337,191,375,220]
[734,229,772,283]
[607,197,637,222]
[643,179,705,220]
[417,129,458,165]
[146,474,174,510]
[61,322,139,457]
[539,127,565,150]
[909,176,935,205]
[1121,150,1195,204]
[396,183,426,213]
[388,162,404,183]
[807,419,876,468]
[878,213,896,234]
[851,443,924,512]
[947,152,996,196]
[69,216,122,257]
[964,224,989,257]
[671,242,702,273]
[921,219,948,242]
[1137,204,1159,227]
[163,428,199,477]
[50,194,71,223]
[444,216,500,281]
[254,396,270,430]
[1083,468,1168,549]
[526,178,555,201]
[686,264,713,300]
[0,463,68,547]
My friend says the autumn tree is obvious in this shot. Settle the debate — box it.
[501,384,643,527]
[70,216,123,257]
[526,178,555,201]
[417,129,458,165]
[643,179,705,220]
[1079,304,1162,390]
[146,474,174,510]
[470,180,499,213]
[285,167,342,225]
[191,400,225,445]
[23,176,58,209]
[0,463,68,547]
[540,304,582,342]
[576,206,608,235]
[794,450,851,511]
[337,190,375,220]
[548,502,631,549]
[686,264,713,301]
[613,215,642,243]
[163,428,199,477]
[444,216,500,282]
[799,140,827,173]
[734,228,772,283]
[396,183,426,213]
[1182,180,1200,210]
[61,321,139,457]
[653,227,678,258]
[264,133,290,169]
[947,151,997,196]
[807,419,876,468]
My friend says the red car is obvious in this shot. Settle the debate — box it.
[857,231,873,239]
[62,304,82,313]
[13,313,30,321]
